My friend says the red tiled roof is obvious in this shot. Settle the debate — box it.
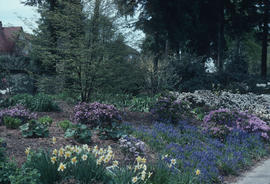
[0,27,23,54]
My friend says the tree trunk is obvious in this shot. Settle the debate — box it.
[261,0,269,79]
[217,0,225,72]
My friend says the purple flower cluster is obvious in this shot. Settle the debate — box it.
[72,102,122,127]
[135,122,266,183]
[203,109,270,139]
[0,105,37,125]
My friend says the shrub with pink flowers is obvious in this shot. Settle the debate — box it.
[203,109,270,140]
[0,105,37,126]
[73,102,122,128]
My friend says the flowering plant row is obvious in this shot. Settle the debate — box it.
[203,109,270,140]
[23,138,153,184]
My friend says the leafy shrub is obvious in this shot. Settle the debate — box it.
[203,109,270,140]
[65,124,92,144]
[9,168,41,184]
[58,120,74,131]
[98,122,124,141]
[0,93,60,112]
[31,93,60,112]
[0,161,17,184]
[20,120,49,138]
[38,116,53,126]
[73,102,122,128]
[90,93,160,112]
[0,138,6,163]
[129,95,159,112]
[0,105,36,126]
[3,116,22,129]
[150,94,187,124]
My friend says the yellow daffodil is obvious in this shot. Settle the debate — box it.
[143,164,147,171]
[195,169,200,175]
[57,163,66,172]
[52,137,56,144]
[58,148,64,157]
[71,157,77,164]
[104,157,110,163]
[113,160,118,167]
[132,176,138,183]
[141,157,146,164]
[171,159,176,165]
[82,144,88,150]
[98,148,104,155]
[97,159,102,165]
[25,147,31,156]
[99,155,105,161]
[141,170,146,181]
[52,149,58,155]
[82,154,88,161]
[65,151,71,159]
[148,172,153,178]
[75,146,81,154]
[51,156,57,164]
[136,156,142,163]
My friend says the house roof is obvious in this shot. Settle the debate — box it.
[0,26,23,54]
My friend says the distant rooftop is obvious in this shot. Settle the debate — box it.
[0,21,23,54]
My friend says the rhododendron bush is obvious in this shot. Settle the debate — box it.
[73,102,122,128]
[0,105,36,125]
[203,109,270,140]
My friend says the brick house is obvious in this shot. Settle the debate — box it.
[0,21,31,56]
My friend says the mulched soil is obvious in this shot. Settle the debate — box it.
[0,102,155,167]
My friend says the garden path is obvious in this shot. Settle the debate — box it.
[232,158,270,184]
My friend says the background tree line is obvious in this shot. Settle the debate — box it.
[0,0,269,101]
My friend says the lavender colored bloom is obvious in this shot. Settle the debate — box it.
[0,105,36,125]
[72,102,121,127]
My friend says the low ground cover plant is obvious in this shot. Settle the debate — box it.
[133,121,268,184]
[58,120,74,131]
[64,124,92,144]
[3,116,21,129]
[203,109,270,140]
[20,119,49,138]
[0,93,60,112]
[38,116,53,126]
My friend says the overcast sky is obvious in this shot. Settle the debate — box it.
[0,0,144,50]
[0,0,39,33]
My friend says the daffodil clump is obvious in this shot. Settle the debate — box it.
[132,156,152,183]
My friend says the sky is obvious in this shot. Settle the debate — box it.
[0,0,39,33]
[0,0,144,50]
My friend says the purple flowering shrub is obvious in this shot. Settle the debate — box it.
[0,105,37,126]
[203,109,270,140]
[73,102,122,128]
[150,94,188,124]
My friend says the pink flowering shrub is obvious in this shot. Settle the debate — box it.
[72,102,122,128]
[203,109,270,140]
[0,105,37,126]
